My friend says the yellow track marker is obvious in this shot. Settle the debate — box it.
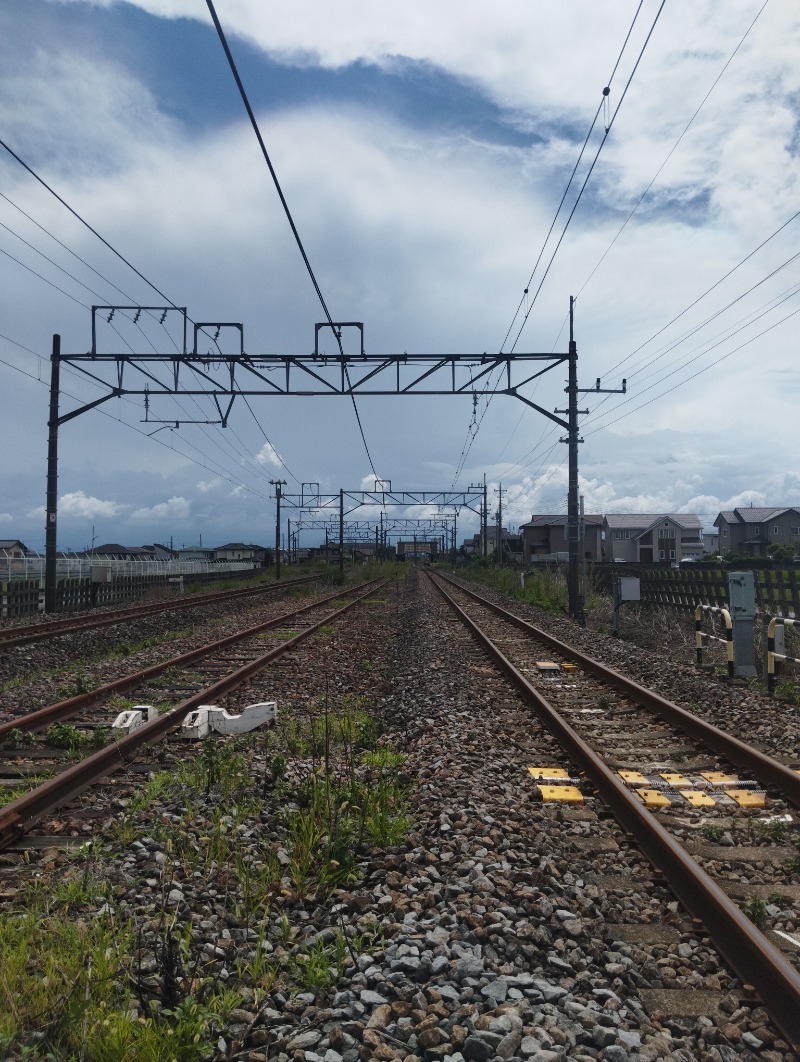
[700,771,739,786]
[637,789,672,808]
[726,790,766,809]
[618,770,649,786]
[659,772,692,788]
[539,785,583,804]
[683,791,716,808]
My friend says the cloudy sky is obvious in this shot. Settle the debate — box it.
[1,0,798,552]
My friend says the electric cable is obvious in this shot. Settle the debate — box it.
[205,0,379,480]
[452,2,657,489]
[509,0,666,354]
[574,0,771,308]
[0,148,301,494]
[0,136,180,308]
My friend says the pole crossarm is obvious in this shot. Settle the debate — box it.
[282,488,484,519]
[297,518,455,532]
[57,349,569,403]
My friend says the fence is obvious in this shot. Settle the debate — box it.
[0,560,260,617]
[596,564,799,618]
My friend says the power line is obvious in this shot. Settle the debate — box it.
[508,0,666,354]
[0,136,179,307]
[205,0,379,480]
[0,344,272,501]
[452,2,659,488]
[574,0,771,307]
[584,295,800,437]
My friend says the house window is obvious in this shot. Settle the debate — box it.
[658,529,674,539]
[791,528,800,536]
[659,549,665,560]
[670,550,675,560]
[774,525,779,535]
[722,528,727,536]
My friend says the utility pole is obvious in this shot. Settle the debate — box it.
[483,474,488,557]
[339,488,344,578]
[495,482,506,566]
[45,335,60,613]
[554,299,586,622]
[270,479,286,579]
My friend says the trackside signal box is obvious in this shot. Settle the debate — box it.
[728,571,757,677]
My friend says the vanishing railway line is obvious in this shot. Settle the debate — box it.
[430,571,800,1049]
[0,572,319,650]
[0,576,387,849]
[2,566,800,1059]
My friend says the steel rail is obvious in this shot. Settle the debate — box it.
[0,578,387,849]
[0,579,377,741]
[436,573,800,806]
[0,574,319,650]
[430,573,800,1049]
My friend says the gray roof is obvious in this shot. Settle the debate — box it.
[604,513,702,532]
[715,506,800,526]
[520,514,603,528]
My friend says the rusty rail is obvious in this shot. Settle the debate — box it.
[0,579,372,741]
[431,573,800,1049]
[0,574,319,650]
[0,578,387,848]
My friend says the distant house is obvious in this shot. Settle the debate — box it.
[87,543,155,561]
[215,542,257,563]
[144,543,179,561]
[603,514,703,564]
[460,526,523,563]
[714,506,800,557]
[0,540,29,558]
[519,515,603,563]
[176,545,216,563]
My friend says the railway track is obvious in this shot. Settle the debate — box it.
[0,572,319,650]
[0,576,387,849]
[430,571,800,1051]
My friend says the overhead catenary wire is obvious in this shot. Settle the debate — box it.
[496,0,778,499]
[508,0,666,354]
[0,344,272,502]
[205,0,379,481]
[0,136,179,309]
[0,139,302,490]
[451,2,659,491]
[574,0,771,309]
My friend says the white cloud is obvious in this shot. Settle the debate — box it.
[60,491,125,519]
[197,478,221,493]
[0,513,12,525]
[255,442,283,468]
[130,496,191,521]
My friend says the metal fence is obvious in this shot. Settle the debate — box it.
[0,552,255,582]
[0,554,259,617]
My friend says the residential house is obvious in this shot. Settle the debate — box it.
[519,515,603,564]
[87,543,156,561]
[714,507,800,557]
[215,542,257,563]
[460,526,523,563]
[0,540,28,558]
[603,514,704,564]
[176,545,216,563]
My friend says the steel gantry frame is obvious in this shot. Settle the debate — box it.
[46,301,621,615]
[289,515,458,564]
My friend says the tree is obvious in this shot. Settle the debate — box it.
[768,543,795,563]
